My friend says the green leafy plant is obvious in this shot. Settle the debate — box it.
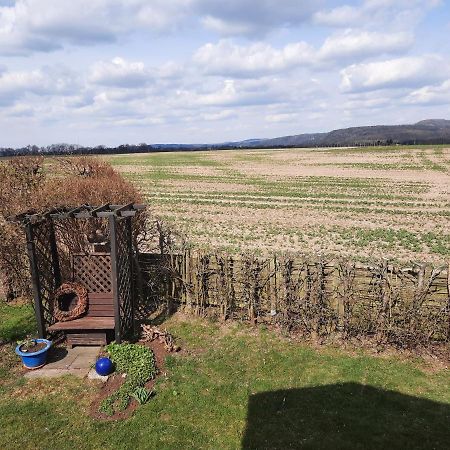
[17,337,42,353]
[98,397,114,416]
[131,386,153,405]
[98,343,157,416]
[17,338,34,348]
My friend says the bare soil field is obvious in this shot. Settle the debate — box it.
[106,146,450,263]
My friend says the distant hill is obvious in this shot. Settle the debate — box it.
[231,119,450,148]
[1,119,450,157]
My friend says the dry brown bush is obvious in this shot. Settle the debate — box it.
[0,157,45,299]
[0,156,150,300]
[142,250,450,349]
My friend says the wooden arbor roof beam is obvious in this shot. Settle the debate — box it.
[8,203,145,224]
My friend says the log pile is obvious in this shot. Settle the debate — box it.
[141,324,180,352]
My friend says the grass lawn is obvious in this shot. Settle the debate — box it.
[0,301,36,343]
[0,301,449,449]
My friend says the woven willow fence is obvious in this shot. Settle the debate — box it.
[138,251,450,347]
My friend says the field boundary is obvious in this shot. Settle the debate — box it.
[138,251,450,347]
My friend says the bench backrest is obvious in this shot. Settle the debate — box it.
[86,292,114,317]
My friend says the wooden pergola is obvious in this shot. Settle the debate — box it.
[11,203,145,345]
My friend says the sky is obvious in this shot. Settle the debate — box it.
[0,0,449,147]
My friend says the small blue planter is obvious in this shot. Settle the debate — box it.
[15,339,52,369]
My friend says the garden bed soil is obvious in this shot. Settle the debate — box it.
[20,342,46,353]
[90,339,170,421]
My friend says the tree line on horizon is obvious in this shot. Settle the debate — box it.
[0,138,447,158]
[2,119,450,157]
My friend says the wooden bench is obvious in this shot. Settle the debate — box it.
[48,292,115,347]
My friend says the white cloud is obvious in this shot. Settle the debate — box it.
[265,112,300,123]
[89,57,151,88]
[341,91,399,111]
[404,80,450,105]
[194,40,313,77]
[194,30,414,78]
[317,30,414,62]
[340,55,449,92]
[179,78,289,108]
[200,109,236,121]
[162,73,318,119]
[314,5,362,27]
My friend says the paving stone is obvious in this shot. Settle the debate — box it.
[24,368,89,379]
[76,346,100,356]
[87,368,109,382]
[46,351,77,369]
[22,346,101,379]
[71,355,96,369]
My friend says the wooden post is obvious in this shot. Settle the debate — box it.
[447,263,450,342]
[270,255,277,319]
[126,216,136,337]
[48,218,61,287]
[109,215,121,343]
[25,223,46,339]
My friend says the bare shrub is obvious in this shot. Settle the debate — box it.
[143,250,450,349]
[0,156,149,300]
[0,157,45,298]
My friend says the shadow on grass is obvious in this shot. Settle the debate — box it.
[242,383,450,449]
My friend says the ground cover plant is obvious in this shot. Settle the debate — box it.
[99,342,157,416]
[0,304,449,449]
[107,146,449,263]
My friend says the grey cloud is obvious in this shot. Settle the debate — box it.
[314,0,440,30]
[0,0,323,57]
[88,58,186,94]
[8,104,35,117]
[0,0,190,56]
[0,65,80,106]
[196,0,322,37]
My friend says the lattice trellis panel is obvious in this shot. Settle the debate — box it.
[31,219,59,329]
[73,254,112,293]
[114,217,134,337]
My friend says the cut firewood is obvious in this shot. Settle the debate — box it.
[141,324,180,352]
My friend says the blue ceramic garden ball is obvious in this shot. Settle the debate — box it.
[95,357,114,376]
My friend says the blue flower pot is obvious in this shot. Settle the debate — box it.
[15,339,52,369]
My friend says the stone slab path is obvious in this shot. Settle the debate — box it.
[24,346,100,379]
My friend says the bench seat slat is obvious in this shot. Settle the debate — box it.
[48,316,114,331]
[85,310,114,317]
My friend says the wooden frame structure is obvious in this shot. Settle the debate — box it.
[12,203,144,344]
